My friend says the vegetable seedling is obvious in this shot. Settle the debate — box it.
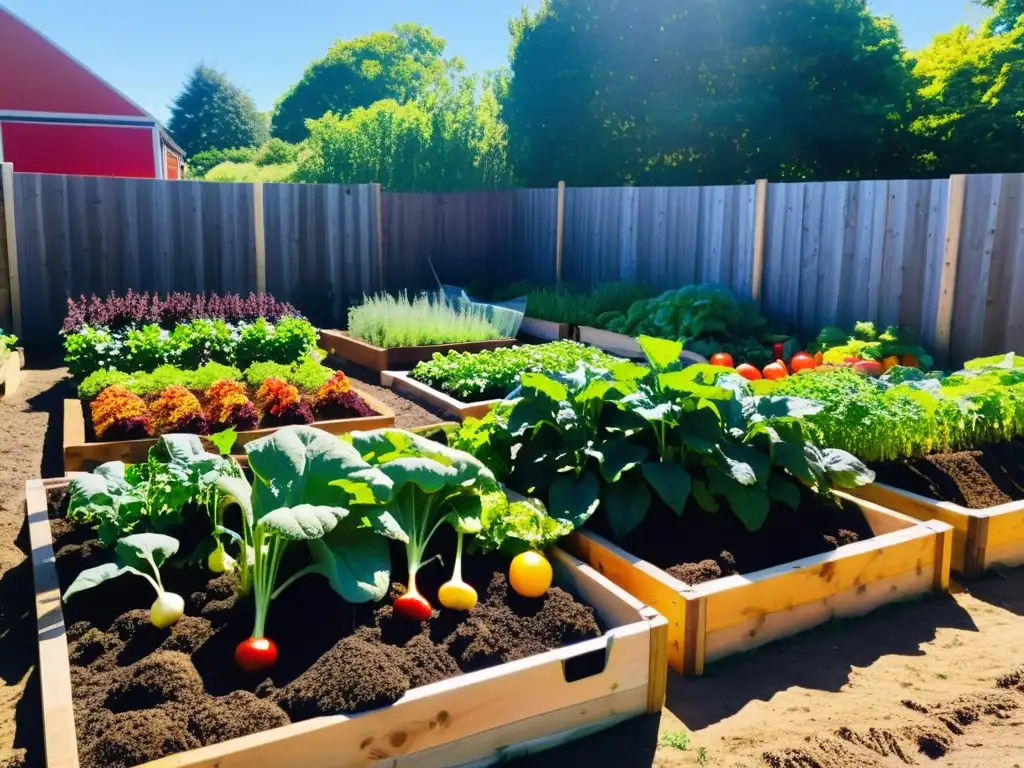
[509,551,553,598]
[438,531,478,612]
[63,533,185,628]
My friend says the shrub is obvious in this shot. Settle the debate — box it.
[150,385,210,435]
[185,147,257,179]
[347,291,513,348]
[91,387,151,440]
[205,161,297,183]
[255,138,300,166]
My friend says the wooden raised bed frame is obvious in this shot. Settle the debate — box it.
[0,347,24,398]
[850,483,1024,577]
[565,491,953,676]
[319,329,517,373]
[63,387,395,472]
[575,327,707,365]
[519,317,571,342]
[26,478,667,768]
[381,370,500,421]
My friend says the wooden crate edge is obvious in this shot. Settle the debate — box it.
[381,371,499,421]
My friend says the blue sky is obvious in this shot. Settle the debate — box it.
[5,0,982,123]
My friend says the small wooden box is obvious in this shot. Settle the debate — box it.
[319,330,517,373]
[381,371,501,421]
[565,491,952,676]
[26,478,668,768]
[63,388,396,472]
[850,483,1024,577]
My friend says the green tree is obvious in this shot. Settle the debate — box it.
[977,0,1023,33]
[295,75,513,191]
[167,65,269,157]
[911,11,1024,174]
[272,24,450,142]
[503,0,919,187]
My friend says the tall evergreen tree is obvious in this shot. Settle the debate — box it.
[168,65,269,157]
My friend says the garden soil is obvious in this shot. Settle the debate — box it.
[2,357,1024,767]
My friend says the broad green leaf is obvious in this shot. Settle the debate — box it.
[638,335,683,370]
[63,562,126,600]
[258,504,349,541]
[610,361,651,382]
[115,533,180,571]
[820,449,875,488]
[520,372,569,403]
[478,497,573,556]
[658,371,733,401]
[575,378,615,404]
[767,474,801,510]
[708,469,770,532]
[590,439,650,483]
[549,472,601,528]
[208,427,239,456]
[447,492,497,534]
[151,434,207,464]
[641,461,691,514]
[748,396,824,422]
[692,479,719,513]
[308,523,391,603]
[602,473,652,538]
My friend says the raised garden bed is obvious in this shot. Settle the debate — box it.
[575,326,707,364]
[566,491,952,675]
[519,317,571,342]
[26,477,667,768]
[62,391,395,471]
[0,346,24,398]
[850,442,1024,575]
[319,329,517,373]
[381,371,500,421]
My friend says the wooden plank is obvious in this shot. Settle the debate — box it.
[381,371,501,421]
[518,318,570,342]
[1,163,21,339]
[319,330,517,373]
[29,478,661,768]
[63,391,396,472]
[555,181,565,285]
[576,327,707,364]
[253,182,266,294]
[751,179,768,302]
[25,479,80,768]
[934,174,966,367]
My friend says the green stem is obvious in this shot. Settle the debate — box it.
[451,531,464,583]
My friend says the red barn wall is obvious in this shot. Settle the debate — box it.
[0,122,157,177]
[0,10,147,117]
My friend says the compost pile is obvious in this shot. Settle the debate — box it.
[49,489,601,768]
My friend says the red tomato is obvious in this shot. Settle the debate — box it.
[853,360,884,377]
[790,352,816,373]
[710,352,734,368]
[235,637,278,671]
[394,592,434,621]
[763,361,789,380]
[843,356,862,366]
[735,363,762,381]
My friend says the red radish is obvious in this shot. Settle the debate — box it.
[735,363,762,381]
[790,353,816,373]
[853,360,884,377]
[773,343,785,360]
[235,637,278,671]
[710,352,734,368]
[394,591,433,621]
[763,361,788,380]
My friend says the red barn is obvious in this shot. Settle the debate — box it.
[0,6,185,178]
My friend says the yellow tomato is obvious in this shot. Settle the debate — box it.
[882,355,900,371]
[509,551,553,598]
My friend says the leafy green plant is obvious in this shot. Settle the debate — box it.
[235,317,319,369]
[343,428,506,620]
[64,326,121,379]
[244,361,294,388]
[188,362,244,391]
[456,336,874,539]
[475,496,573,556]
[289,356,335,392]
[347,291,515,348]
[658,730,691,751]
[411,341,622,400]
[172,319,236,368]
[64,533,186,628]
[809,322,934,369]
[214,426,393,668]
[522,282,655,326]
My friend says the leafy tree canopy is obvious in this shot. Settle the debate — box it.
[271,23,452,142]
[503,0,918,187]
[168,65,269,157]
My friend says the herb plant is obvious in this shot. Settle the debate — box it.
[347,291,516,348]
[411,341,622,400]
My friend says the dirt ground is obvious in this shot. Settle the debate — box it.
[2,357,1024,767]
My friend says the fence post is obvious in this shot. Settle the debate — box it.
[253,182,266,295]
[555,181,566,285]
[373,183,384,292]
[934,174,967,368]
[0,162,21,339]
[751,179,768,303]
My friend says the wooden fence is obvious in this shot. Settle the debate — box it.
[1,162,1023,366]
